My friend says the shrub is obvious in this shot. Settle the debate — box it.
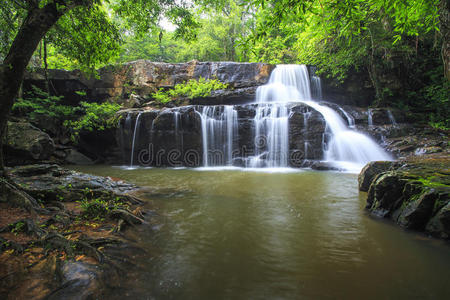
[63,101,121,141]
[151,77,228,103]
[12,85,75,122]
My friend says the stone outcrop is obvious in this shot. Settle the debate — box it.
[5,121,55,165]
[359,160,450,239]
[23,60,275,106]
[116,103,326,167]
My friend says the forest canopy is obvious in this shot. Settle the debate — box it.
[0,0,449,128]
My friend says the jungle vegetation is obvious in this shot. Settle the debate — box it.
[0,0,449,171]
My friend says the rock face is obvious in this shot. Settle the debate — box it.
[23,60,275,106]
[9,164,137,203]
[5,121,55,165]
[359,159,450,239]
[116,103,326,167]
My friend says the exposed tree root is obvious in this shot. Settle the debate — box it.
[0,176,48,214]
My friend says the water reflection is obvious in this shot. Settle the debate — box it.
[70,166,450,299]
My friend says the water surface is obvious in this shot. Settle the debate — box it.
[71,166,450,299]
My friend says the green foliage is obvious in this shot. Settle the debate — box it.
[12,85,75,122]
[79,188,129,220]
[151,77,229,103]
[116,0,250,63]
[64,101,121,141]
[13,85,121,142]
[80,198,109,219]
[11,221,25,235]
[47,5,122,73]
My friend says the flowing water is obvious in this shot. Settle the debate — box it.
[247,64,392,171]
[125,64,392,171]
[71,166,450,299]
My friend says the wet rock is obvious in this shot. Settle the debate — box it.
[47,261,101,300]
[366,172,407,218]
[310,161,342,171]
[426,201,450,239]
[358,161,398,192]
[397,188,439,230]
[116,103,328,167]
[5,121,55,165]
[8,164,137,203]
[64,149,94,165]
[360,159,450,239]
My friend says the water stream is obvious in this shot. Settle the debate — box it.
[125,64,392,171]
[71,166,450,299]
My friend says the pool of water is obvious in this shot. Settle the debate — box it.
[71,166,450,299]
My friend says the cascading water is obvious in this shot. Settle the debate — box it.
[130,112,142,168]
[125,64,392,171]
[197,105,238,167]
[251,64,392,170]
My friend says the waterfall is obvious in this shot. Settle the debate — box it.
[311,76,322,100]
[253,64,392,170]
[126,64,392,171]
[387,110,397,126]
[130,112,142,167]
[300,100,391,167]
[338,107,355,128]
[197,105,238,167]
[368,109,373,127]
[249,103,290,167]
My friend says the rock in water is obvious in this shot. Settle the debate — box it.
[359,159,450,239]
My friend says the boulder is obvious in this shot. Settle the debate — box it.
[47,261,101,300]
[9,164,137,203]
[64,149,94,165]
[5,121,55,165]
[366,172,407,218]
[361,159,450,240]
[426,201,450,239]
[358,161,398,192]
[397,188,438,230]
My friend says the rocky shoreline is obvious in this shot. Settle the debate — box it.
[359,157,450,239]
[0,164,150,299]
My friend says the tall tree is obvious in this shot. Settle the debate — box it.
[0,0,201,174]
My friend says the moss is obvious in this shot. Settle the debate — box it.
[416,177,449,188]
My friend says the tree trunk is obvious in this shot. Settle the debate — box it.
[0,4,66,172]
[440,0,450,80]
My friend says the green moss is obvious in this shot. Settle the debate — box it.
[416,177,449,188]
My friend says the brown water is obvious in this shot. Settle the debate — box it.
[71,166,450,299]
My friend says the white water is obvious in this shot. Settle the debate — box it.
[127,64,392,171]
[252,64,392,170]
[387,110,398,126]
[197,105,238,167]
[130,112,143,168]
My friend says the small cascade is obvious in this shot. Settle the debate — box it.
[368,109,373,127]
[338,107,355,128]
[173,111,183,150]
[197,106,238,167]
[387,110,397,126]
[300,101,392,167]
[130,112,143,167]
[249,104,290,167]
[311,76,322,100]
[120,113,132,162]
